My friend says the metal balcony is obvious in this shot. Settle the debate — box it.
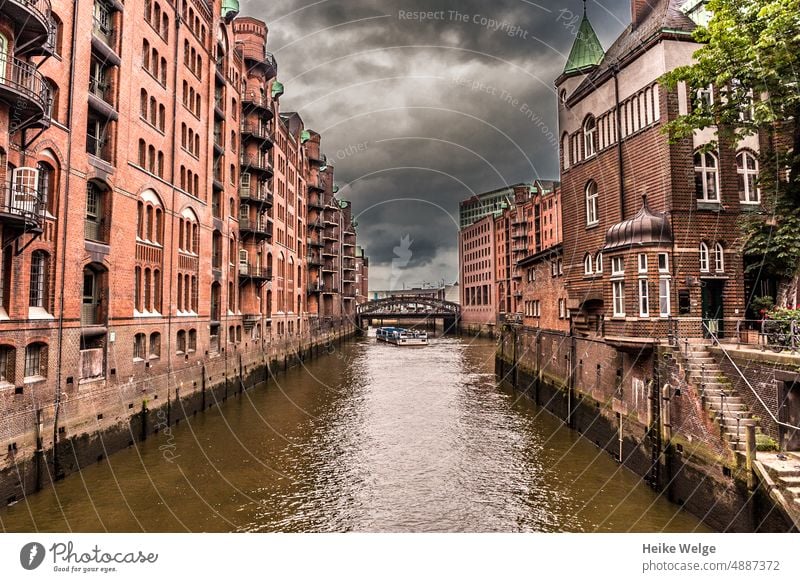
[306,254,322,267]
[308,282,324,294]
[307,176,324,192]
[239,184,273,206]
[240,153,273,176]
[238,264,272,281]
[308,237,324,248]
[239,43,277,79]
[239,217,273,240]
[4,0,52,55]
[241,91,274,118]
[0,184,45,233]
[0,55,51,132]
[308,195,324,211]
[240,123,273,150]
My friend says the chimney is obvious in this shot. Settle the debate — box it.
[631,0,652,25]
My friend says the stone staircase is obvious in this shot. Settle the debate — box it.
[755,452,800,528]
[682,342,757,452]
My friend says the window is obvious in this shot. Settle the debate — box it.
[612,281,625,317]
[714,243,724,272]
[694,85,713,111]
[737,151,760,203]
[558,298,566,319]
[659,279,671,317]
[638,279,649,317]
[29,251,48,309]
[584,254,593,275]
[188,329,197,352]
[584,116,597,157]
[149,332,161,358]
[611,256,624,276]
[24,343,46,378]
[694,151,719,201]
[657,253,669,273]
[85,181,108,242]
[700,242,709,273]
[0,345,15,384]
[176,330,186,353]
[638,253,648,273]
[594,252,603,274]
[133,333,146,360]
[699,242,710,272]
[585,181,599,225]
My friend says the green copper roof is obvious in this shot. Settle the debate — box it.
[300,130,310,143]
[221,0,239,19]
[272,81,284,99]
[563,13,604,75]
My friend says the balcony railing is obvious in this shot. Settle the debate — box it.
[240,153,272,174]
[239,217,272,238]
[308,195,324,210]
[238,264,272,280]
[92,17,115,48]
[89,76,113,104]
[240,122,272,142]
[0,184,45,230]
[241,90,273,114]
[5,0,52,46]
[239,184,273,205]
[306,254,322,267]
[0,54,51,116]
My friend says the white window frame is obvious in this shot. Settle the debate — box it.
[585,181,599,226]
[657,253,669,273]
[611,256,624,276]
[638,253,648,274]
[659,278,671,317]
[584,254,593,275]
[638,279,650,318]
[612,281,625,317]
[584,116,597,158]
[714,243,724,272]
[736,151,760,204]
[595,252,603,274]
[699,242,710,272]
[694,151,720,202]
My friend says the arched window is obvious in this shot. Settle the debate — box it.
[694,151,719,202]
[584,253,593,275]
[699,242,710,272]
[583,116,597,157]
[736,151,760,204]
[45,78,59,122]
[37,161,57,216]
[29,251,49,309]
[594,252,603,274]
[149,332,161,358]
[714,243,724,272]
[142,39,150,69]
[140,89,148,118]
[585,180,599,226]
[562,133,570,170]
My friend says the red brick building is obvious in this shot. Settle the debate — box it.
[0,1,366,476]
[459,215,496,333]
[557,0,754,345]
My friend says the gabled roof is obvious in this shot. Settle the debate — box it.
[562,11,605,76]
[567,0,696,104]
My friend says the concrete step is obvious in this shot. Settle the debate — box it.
[778,476,800,487]
[706,398,745,407]
[786,487,800,499]
[687,356,716,363]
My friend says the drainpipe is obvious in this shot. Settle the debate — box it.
[164,3,183,388]
[613,64,625,220]
[53,0,81,481]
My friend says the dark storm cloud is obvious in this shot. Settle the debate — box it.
[241,0,632,287]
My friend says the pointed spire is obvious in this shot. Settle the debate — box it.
[562,4,605,76]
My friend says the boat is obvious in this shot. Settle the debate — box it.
[375,326,428,346]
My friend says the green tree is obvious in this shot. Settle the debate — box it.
[662,0,800,307]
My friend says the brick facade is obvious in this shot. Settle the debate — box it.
[0,0,367,482]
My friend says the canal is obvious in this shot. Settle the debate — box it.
[0,336,708,532]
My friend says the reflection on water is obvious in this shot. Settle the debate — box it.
[0,337,708,532]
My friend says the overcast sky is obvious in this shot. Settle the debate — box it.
[241,0,632,289]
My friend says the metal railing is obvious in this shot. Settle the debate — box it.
[703,321,800,433]
[240,153,272,172]
[0,53,50,113]
[92,17,116,48]
[89,76,112,104]
[238,264,272,279]
[701,318,799,353]
[8,0,52,28]
[0,184,45,226]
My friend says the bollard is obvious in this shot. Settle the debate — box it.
[745,424,756,491]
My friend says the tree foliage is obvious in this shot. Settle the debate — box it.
[661,0,800,303]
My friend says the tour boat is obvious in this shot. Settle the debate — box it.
[375,326,429,346]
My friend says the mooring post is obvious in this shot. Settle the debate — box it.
[745,424,756,491]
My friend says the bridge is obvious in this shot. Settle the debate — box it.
[356,295,460,334]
